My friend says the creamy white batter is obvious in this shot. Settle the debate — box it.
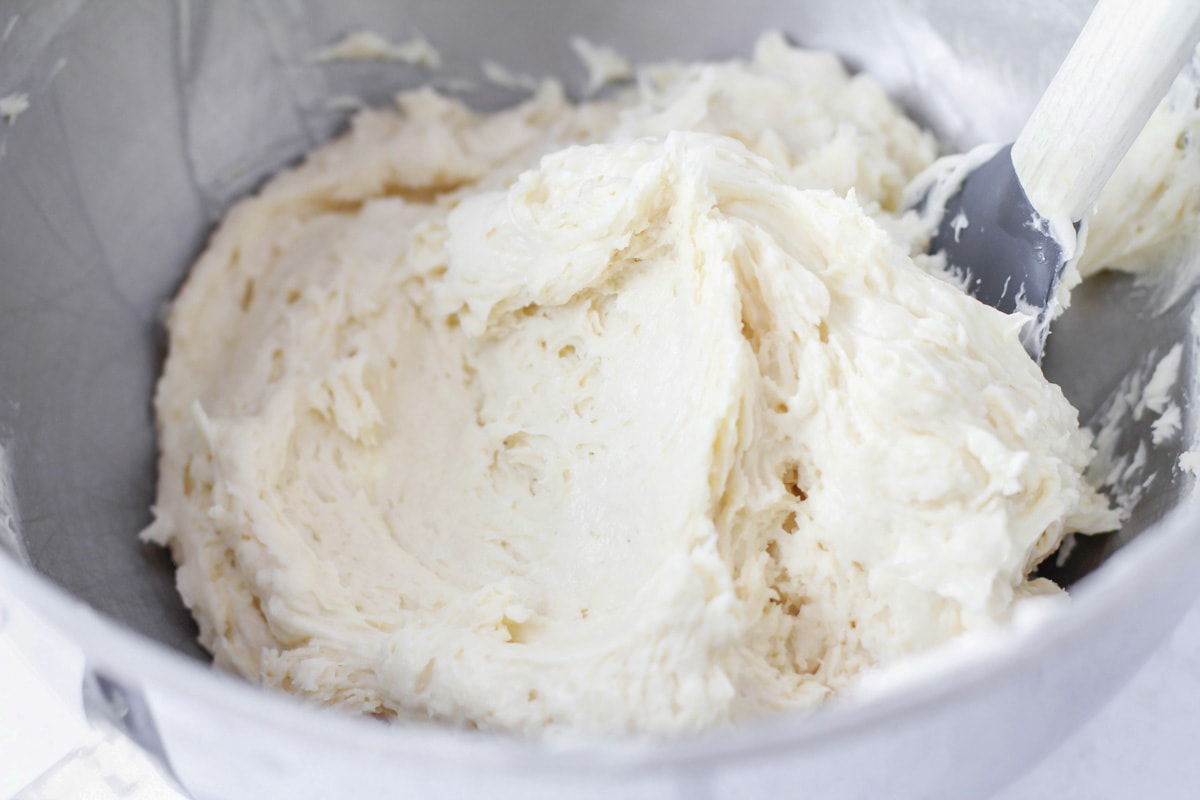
[145,33,1119,734]
[1082,67,1200,277]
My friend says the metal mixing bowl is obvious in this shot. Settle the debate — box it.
[2,1,1198,797]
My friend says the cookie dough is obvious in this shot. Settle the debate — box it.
[145,33,1117,734]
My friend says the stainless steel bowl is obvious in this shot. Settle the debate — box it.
[2,1,1198,797]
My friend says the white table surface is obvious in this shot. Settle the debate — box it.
[2,585,1199,799]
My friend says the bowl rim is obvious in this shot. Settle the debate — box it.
[3,496,1200,774]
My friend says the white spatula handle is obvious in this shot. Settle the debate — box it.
[1011,0,1200,222]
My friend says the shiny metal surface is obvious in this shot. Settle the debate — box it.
[1,0,1198,798]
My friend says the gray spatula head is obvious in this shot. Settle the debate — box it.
[928,144,1071,359]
